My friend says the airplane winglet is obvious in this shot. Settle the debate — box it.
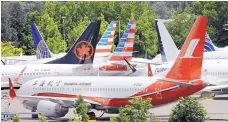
[13,66,27,85]
[1,60,6,65]
[124,58,136,73]
[9,78,17,102]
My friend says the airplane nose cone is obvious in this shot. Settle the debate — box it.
[202,80,209,88]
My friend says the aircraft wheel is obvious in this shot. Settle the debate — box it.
[201,91,213,99]
[87,111,96,120]
[31,110,38,118]
[211,92,216,98]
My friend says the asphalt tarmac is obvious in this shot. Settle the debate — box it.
[1,91,228,122]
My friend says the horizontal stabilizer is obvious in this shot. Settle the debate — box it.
[158,78,195,87]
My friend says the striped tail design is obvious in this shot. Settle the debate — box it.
[109,20,136,61]
[204,33,216,52]
[95,21,117,58]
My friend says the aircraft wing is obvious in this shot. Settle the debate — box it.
[16,95,102,108]
[130,60,165,65]
[202,84,228,92]
[208,78,228,86]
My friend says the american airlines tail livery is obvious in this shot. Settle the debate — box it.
[9,16,208,118]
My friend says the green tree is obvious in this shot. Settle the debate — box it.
[191,1,228,47]
[73,95,89,122]
[166,7,196,49]
[136,4,158,57]
[39,113,46,122]
[1,42,23,57]
[38,12,67,54]
[68,113,82,122]
[13,114,20,122]
[111,97,160,122]
[67,17,90,49]
[169,97,208,122]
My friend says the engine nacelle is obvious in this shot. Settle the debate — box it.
[37,100,69,117]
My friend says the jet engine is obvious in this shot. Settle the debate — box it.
[37,100,69,117]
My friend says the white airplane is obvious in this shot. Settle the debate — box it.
[9,16,208,118]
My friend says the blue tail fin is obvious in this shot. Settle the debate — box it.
[204,33,216,52]
[31,23,53,59]
[46,20,101,64]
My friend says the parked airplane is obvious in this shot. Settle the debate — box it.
[1,20,101,89]
[9,16,208,118]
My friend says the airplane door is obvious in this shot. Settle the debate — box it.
[155,81,163,100]
[55,67,61,76]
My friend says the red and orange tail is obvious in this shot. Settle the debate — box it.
[9,78,17,102]
[165,16,208,81]
[148,64,153,77]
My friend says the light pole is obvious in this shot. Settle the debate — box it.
[61,16,66,40]
[225,21,228,31]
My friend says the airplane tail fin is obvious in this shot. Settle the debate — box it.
[109,20,136,61]
[148,64,153,77]
[31,23,54,59]
[9,78,16,102]
[165,16,207,81]
[46,20,101,64]
[155,19,178,62]
[95,21,117,58]
[204,33,217,52]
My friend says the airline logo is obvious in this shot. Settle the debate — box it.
[95,21,117,54]
[183,39,200,58]
[36,40,52,59]
[74,41,94,60]
[110,20,136,61]
[204,34,215,52]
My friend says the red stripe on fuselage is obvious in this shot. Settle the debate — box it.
[99,65,128,71]
[109,56,132,61]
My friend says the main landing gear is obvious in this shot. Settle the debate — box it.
[31,109,38,118]
[87,111,96,120]
[201,91,215,99]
